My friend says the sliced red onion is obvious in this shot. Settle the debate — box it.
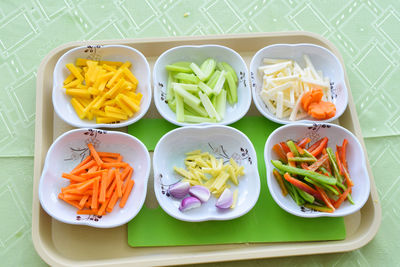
[215,188,233,209]
[179,196,201,212]
[189,185,211,203]
[168,181,190,199]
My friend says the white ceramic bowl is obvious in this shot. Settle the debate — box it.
[153,45,251,126]
[264,123,370,218]
[153,125,260,222]
[39,128,151,228]
[250,43,348,124]
[53,45,151,128]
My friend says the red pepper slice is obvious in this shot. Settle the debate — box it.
[283,173,322,202]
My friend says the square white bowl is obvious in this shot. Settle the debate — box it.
[153,125,260,222]
[153,45,251,126]
[264,123,370,217]
[53,44,151,128]
[39,128,151,228]
[250,43,348,124]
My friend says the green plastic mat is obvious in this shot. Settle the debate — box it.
[127,116,345,247]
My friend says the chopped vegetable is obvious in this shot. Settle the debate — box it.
[215,188,233,209]
[165,59,238,123]
[179,196,201,212]
[63,59,142,124]
[271,136,354,213]
[189,185,211,203]
[168,181,190,199]
[258,55,334,121]
[58,143,134,215]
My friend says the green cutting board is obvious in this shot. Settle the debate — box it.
[127,116,345,247]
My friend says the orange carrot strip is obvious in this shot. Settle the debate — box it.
[91,178,100,210]
[70,160,96,175]
[87,165,98,173]
[273,144,288,163]
[117,155,123,162]
[106,179,117,198]
[119,179,134,208]
[81,170,106,179]
[77,209,99,215]
[297,137,311,148]
[88,143,103,166]
[70,155,92,173]
[116,168,122,198]
[101,162,128,169]
[295,144,305,155]
[336,149,345,176]
[99,171,107,203]
[121,166,132,181]
[62,173,86,182]
[98,152,120,158]
[78,194,90,209]
[59,196,81,209]
[308,138,324,152]
[315,186,335,212]
[287,152,297,168]
[76,179,95,193]
[106,190,119,213]
[101,157,119,163]
[333,186,352,209]
[63,194,84,201]
[106,169,115,188]
[341,139,348,169]
[308,154,329,172]
[98,197,111,215]
[300,162,309,170]
[84,197,93,208]
[310,137,328,157]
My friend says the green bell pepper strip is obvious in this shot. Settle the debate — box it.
[304,203,333,213]
[304,177,339,196]
[271,160,337,185]
[288,157,316,163]
[326,147,343,183]
[295,186,315,203]
[287,140,300,157]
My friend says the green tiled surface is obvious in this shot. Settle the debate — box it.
[1,0,398,265]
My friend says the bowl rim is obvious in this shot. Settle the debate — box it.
[152,44,251,127]
[264,122,370,218]
[250,43,349,125]
[38,128,151,228]
[52,44,152,129]
[153,124,261,222]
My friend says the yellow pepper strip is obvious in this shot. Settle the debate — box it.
[63,74,75,85]
[64,79,82,89]
[105,78,126,98]
[96,117,119,124]
[100,60,124,67]
[70,98,86,119]
[65,89,91,99]
[104,111,128,120]
[122,68,138,85]
[105,106,126,115]
[102,64,117,72]
[66,63,84,80]
[119,94,140,113]
[115,95,134,117]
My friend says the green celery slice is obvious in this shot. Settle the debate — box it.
[221,62,238,83]
[213,70,226,96]
[166,72,176,102]
[198,81,213,96]
[216,89,227,119]
[200,58,216,81]
[173,84,201,107]
[206,70,220,88]
[224,71,237,103]
[166,62,193,73]
[189,62,207,81]
[184,102,208,117]
[174,73,200,84]
[199,91,221,121]
[172,83,199,93]
[184,115,217,123]
[175,94,184,122]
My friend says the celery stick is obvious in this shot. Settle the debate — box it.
[216,89,226,119]
[198,81,213,96]
[175,94,184,122]
[206,70,220,88]
[166,72,176,102]
[213,70,226,96]
[174,73,200,84]
[225,71,237,103]
[184,115,217,123]
[189,62,207,81]
[172,83,199,93]
[221,62,238,83]
[211,94,217,108]
[168,98,176,112]
[173,84,201,107]
[200,58,216,81]
[199,92,221,121]
[166,62,193,73]
[184,102,208,117]
[225,82,233,105]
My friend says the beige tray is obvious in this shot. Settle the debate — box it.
[32,32,381,266]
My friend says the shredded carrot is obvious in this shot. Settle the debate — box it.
[58,143,135,216]
[120,179,135,208]
[88,143,103,166]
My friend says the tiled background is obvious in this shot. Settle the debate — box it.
[1,0,399,266]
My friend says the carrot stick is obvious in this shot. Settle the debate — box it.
[106,178,117,198]
[119,179,134,208]
[106,169,115,188]
[77,209,99,215]
[101,162,129,169]
[272,169,288,196]
[81,170,106,179]
[78,194,90,209]
[286,152,297,168]
[117,155,123,162]
[295,144,305,155]
[101,157,119,163]
[76,179,95,193]
[88,143,103,166]
[300,162,309,170]
[70,155,92,173]
[335,149,345,176]
[98,197,110,215]
[91,177,100,210]
[62,173,86,182]
[70,160,96,175]
[99,171,107,203]
[97,152,120,158]
[310,137,328,157]
[63,194,84,201]
[116,168,122,198]
[87,166,98,173]
[315,186,335,212]
[59,195,81,209]
[297,137,311,148]
[273,144,288,163]
[308,138,324,152]
[84,197,93,208]
[280,142,291,154]
[121,167,132,181]
[308,154,328,172]
[333,186,351,209]
[341,139,348,169]
[106,190,119,213]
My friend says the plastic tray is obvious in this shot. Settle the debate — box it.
[32,32,381,266]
